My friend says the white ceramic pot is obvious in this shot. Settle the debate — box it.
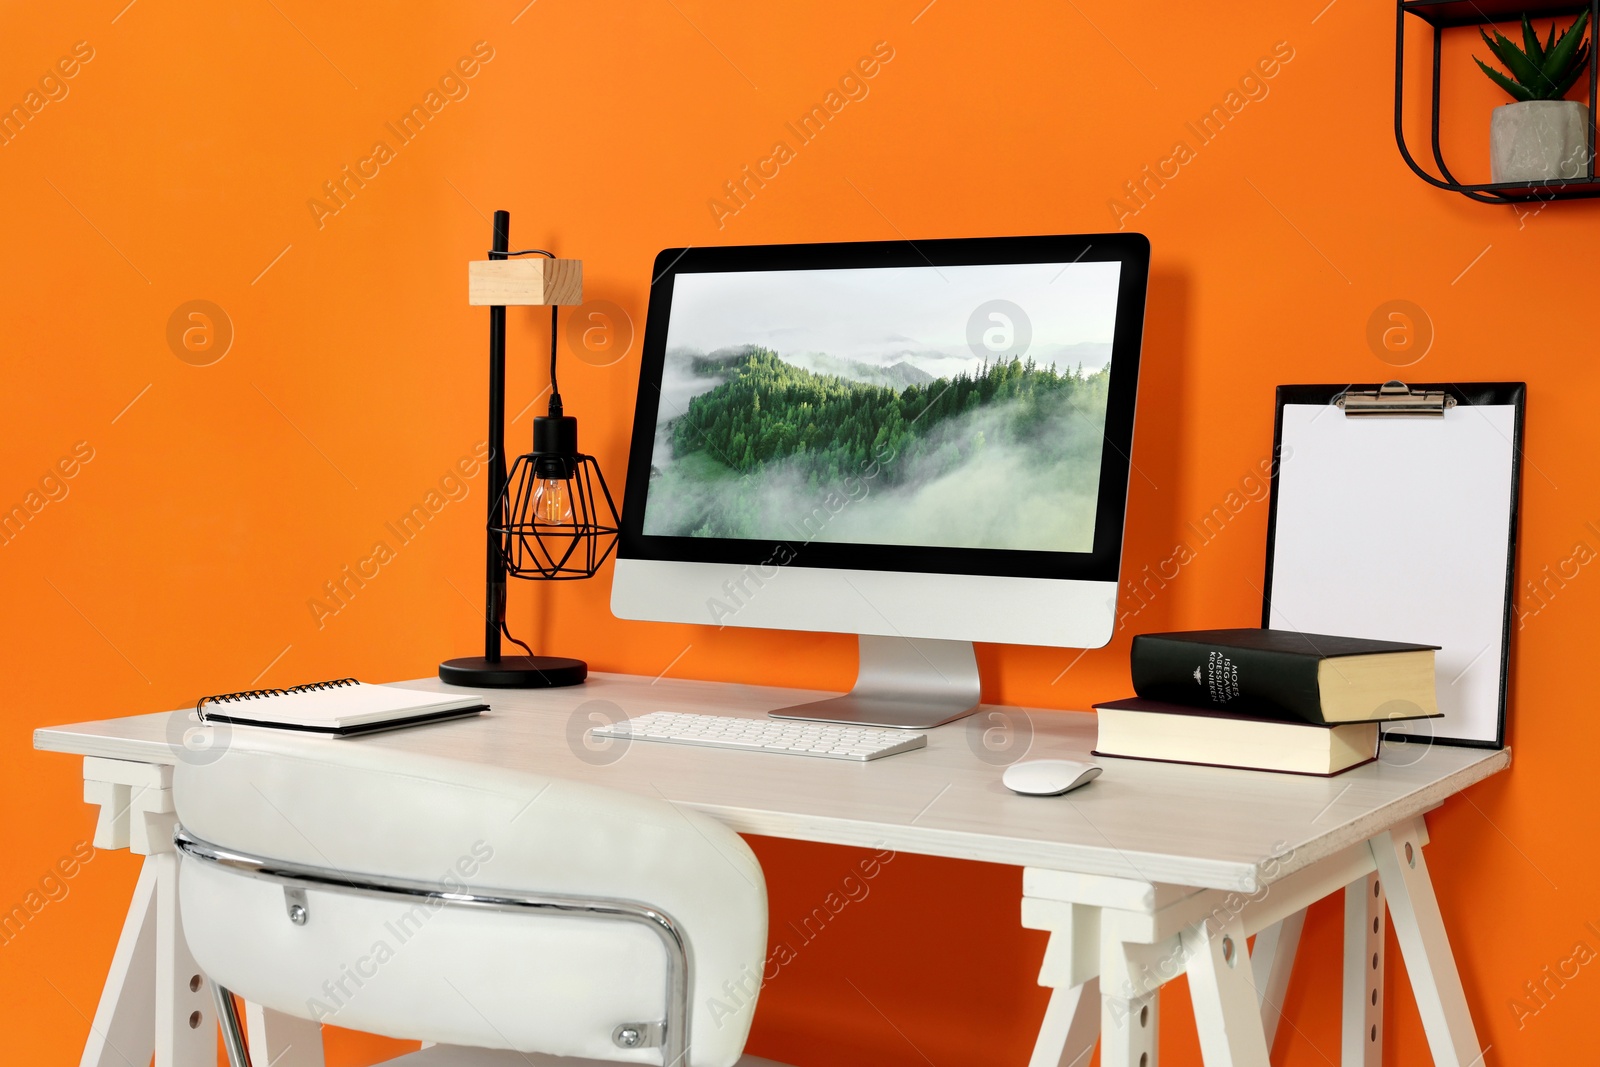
[1490,99,1591,183]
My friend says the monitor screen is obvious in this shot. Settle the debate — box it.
[619,235,1147,587]
[639,261,1122,554]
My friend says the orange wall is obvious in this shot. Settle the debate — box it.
[2,2,1596,1064]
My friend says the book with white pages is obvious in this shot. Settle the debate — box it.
[195,678,487,736]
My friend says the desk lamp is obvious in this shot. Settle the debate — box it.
[439,209,619,689]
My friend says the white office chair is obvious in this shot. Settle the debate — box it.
[171,732,788,1067]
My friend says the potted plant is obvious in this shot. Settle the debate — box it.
[1476,12,1592,183]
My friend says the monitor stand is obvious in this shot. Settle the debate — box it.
[768,635,981,730]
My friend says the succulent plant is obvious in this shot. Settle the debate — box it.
[1475,11,1591,102]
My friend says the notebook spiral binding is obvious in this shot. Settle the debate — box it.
[196,678,360,721]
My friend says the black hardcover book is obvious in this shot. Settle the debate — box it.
[1129,628,1441,725]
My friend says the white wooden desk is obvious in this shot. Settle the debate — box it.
[36,673,1509,1067]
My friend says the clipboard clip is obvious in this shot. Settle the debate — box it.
[1334,381,1456,417]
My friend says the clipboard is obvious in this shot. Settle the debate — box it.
[1262,382,1525,749]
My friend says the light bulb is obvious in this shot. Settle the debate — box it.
[534,477,572,525]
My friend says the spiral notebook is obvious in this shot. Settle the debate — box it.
[196,678,487,736]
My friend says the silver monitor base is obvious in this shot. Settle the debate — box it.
[768,635,981,730]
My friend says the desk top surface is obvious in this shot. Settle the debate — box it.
[34,673,1509,892]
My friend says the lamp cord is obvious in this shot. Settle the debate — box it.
[492,247,563,417]
[499,619,534,658]
[548,304,561,417]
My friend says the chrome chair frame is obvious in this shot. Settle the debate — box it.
[173,826,692,1067]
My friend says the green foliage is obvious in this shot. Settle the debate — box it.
[670,347,1109,486]
[1475,11,1590,102]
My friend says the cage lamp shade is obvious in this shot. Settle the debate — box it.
[493,413,620,580]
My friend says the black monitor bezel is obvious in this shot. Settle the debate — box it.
[617,233,1149,583]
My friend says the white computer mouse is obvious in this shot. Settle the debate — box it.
[1003,759,1103,796]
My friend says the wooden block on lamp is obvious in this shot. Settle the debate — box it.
[468,258,583,306]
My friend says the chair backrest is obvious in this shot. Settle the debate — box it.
[172,732,767,1067]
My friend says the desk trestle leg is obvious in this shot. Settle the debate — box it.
[80,860,157,1067]
[1372,820,1483,1067]
[1025,897,1112,1065]
[1100,988,1158,1067]
[1250,910,1305,1051]
[1343,873,1385,1067]
[80,757,219,1067]
[153,851,218,1067]
[1185,919,1272,1067]
[1029,978,1099,1067]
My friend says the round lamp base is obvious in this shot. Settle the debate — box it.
[438,655,588,689]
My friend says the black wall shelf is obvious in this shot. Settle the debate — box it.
[1396,0,1600,202]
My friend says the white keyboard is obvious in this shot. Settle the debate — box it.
[589,711,927,761]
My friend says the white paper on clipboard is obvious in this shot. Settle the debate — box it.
[1266,399,1519,747]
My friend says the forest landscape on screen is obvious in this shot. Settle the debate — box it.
[640,262,1122,554]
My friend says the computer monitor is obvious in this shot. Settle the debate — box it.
[612,234,1149,728]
